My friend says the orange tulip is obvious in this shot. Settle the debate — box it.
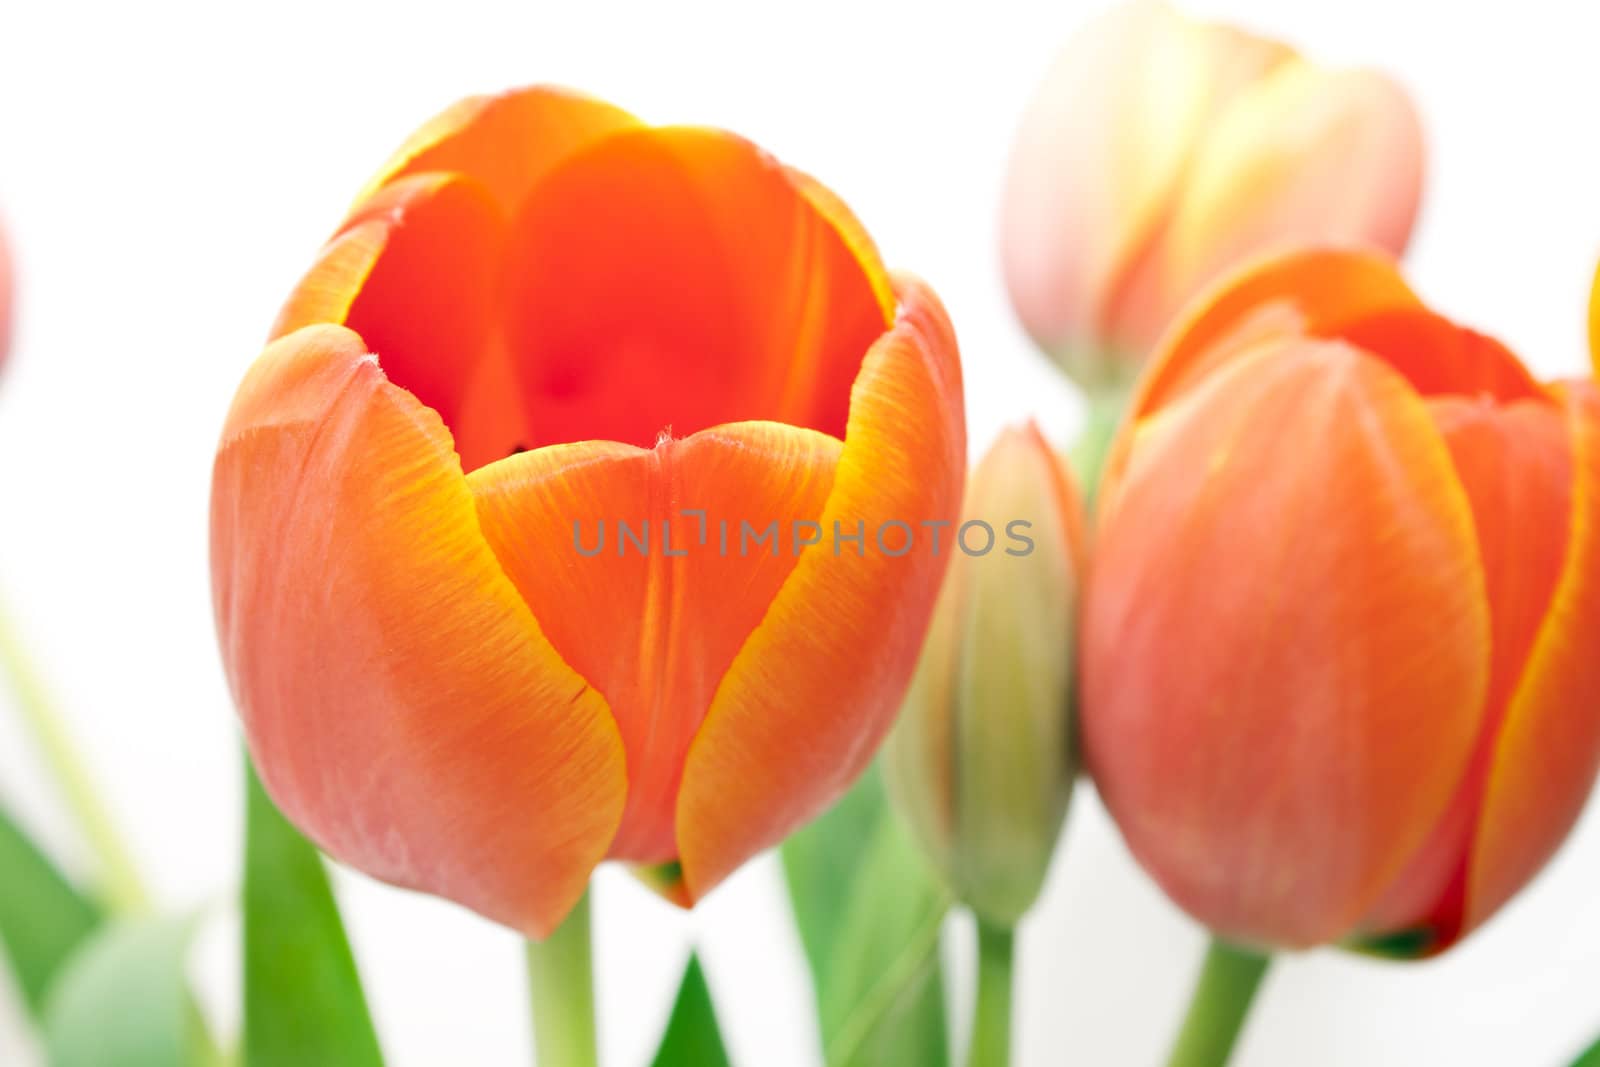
[1000,1,1424,390]
[1082,249,1600,954]
[210,87,966,937]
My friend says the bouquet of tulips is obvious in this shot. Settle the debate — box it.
[3,3,1600,1065]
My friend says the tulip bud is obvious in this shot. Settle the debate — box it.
[1000,0,1423,392]
[1084,248,1600,956]
[885,424,1086,927]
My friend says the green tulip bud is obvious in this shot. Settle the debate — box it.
[885,422,1086,926]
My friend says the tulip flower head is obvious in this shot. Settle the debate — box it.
[885,424,1086,927]
[1001,1,1424,391]
[1083,249,1600,955]
[211,87,966,937]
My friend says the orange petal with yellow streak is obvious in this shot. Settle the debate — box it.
[1083,339,1488,948]
[354,85,638,216]
[1132,248,1421,419]
[273,173,506,452]
[467,421,842,865]
[675,275,966,901]
[782,164,896,324]
[211,323,626,938]
[1464,382,1600,933]
[1359,395,1572,943]
[1102,249,1422,501]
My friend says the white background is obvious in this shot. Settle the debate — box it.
[2,1,1599,1064]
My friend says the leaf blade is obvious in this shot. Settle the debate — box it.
[649,954,731,1067]
[42,914,212,1067]
[781,767,951,1067]
[243,758,383,1067]
[781,768,889,979]
[0,802,103,1017]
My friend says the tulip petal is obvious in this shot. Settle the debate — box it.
[1131,249,1421,420]
[501,126,890,450]
[1464,383,1600,932]
[355,86,638,216]
[781,165,896,323]
[1163,64,1423,322]
[1339,308,1544,403]
[1104,249,1422,500]
[212,324,626,938]
[272,172,516,471]
[467,422,842,864]
[1084,340,1488,947]
[1000,0,1292,365]
[1358,395,1572,943]
[675,276,965,901]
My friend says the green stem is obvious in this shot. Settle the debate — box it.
[966,920,1015,1067]
[0,590,147,915]
[1166,938,1271,1067]
[1068,381,1133,507]
[526,888,599,1067]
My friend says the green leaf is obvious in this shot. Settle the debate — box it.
[243,758,383,1067]
[0,802,103,1016]
[781,768,886,978]
[781,766,951,1067]
[1570,1033,1600,1067]
[649,954,731,1067]
[42,914,216,1067]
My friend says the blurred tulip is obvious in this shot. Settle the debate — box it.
[1590,258,1599,368]
[0,215,12,372]
[885,424,1085,927]
[1083,248,1600,955]
[210,86,966,937]
[1000,1,1424,391]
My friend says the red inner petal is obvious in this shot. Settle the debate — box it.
[1335,308,1545,403]
[333,177,506,441]
[340,127,890,471]
[501,127,887,452]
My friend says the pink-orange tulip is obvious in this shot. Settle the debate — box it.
[0,215,12,372]
[210,87,966,937]
[1083,249,1600,954]
[1000,1,1424,390]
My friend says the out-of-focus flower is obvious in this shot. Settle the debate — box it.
[0,215,12,372]
[1000,1,1424,392]
[210,86,966,937]
[1082,248,1600,955]
[1589,258,1599,369]
[885,424,1085,927]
